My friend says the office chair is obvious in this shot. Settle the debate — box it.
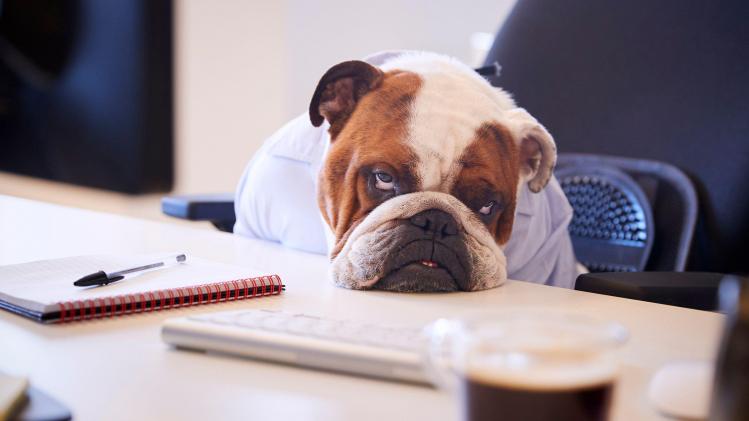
[482,0,749,309]
[485,0,749,275]
[162,193,235,232]
[556,153,697,273]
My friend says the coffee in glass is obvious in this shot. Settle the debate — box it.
[424,311,627,421]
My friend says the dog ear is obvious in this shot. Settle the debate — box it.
[309,60,384,138]
[507,108,557,193]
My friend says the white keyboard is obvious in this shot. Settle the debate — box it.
[161,309,431,384]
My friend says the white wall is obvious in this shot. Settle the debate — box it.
[175,1,288,194]
[175,0,516,194]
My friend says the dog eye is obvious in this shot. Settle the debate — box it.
[479,201,495,215]
[374,172,395,191]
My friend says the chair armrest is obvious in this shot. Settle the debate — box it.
[575,271,728,311]
[161,193,235,232]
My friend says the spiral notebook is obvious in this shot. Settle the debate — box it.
[0,254,283,324]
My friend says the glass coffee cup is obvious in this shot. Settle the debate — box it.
[423,310,628,421]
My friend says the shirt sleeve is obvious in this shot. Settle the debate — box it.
[504,177,580,288]
[233,115,328,255]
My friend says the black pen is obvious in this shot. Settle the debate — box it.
[74,254,187,287]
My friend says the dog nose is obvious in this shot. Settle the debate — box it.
[409,209,459,238]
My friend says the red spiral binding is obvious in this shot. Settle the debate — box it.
[56,274,283,323]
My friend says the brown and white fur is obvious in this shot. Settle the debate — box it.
[310,52,556,292]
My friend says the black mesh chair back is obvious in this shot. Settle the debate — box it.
[556,153,697,272]
[485,0,749,274]
[556,159,653,272]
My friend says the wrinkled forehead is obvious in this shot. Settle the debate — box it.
[403,69,517,191]
[331,59,519,191]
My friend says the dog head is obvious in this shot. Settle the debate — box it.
[309,52,556,292]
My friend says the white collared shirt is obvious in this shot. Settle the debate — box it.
[234,112,580,288]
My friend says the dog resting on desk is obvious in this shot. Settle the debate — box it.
[235,51,580,292]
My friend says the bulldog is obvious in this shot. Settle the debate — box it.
[235,51,580,292]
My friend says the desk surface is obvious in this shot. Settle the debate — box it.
[0,195,723,421]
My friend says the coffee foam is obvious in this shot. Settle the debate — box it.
[462,352,617,391]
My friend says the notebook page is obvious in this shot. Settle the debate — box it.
[0,254,266,313]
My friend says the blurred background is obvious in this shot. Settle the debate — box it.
[0,0,515,222]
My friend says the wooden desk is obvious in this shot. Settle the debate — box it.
[0,195,723,421]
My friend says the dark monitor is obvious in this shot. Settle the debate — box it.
[0,0,173,194]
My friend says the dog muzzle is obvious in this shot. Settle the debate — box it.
[329,191,507,292]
